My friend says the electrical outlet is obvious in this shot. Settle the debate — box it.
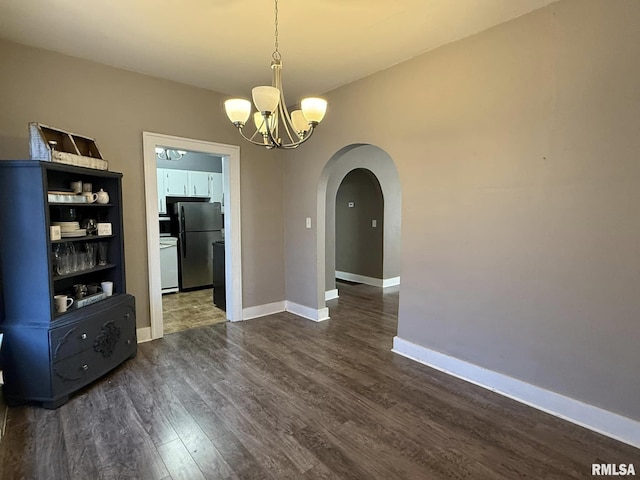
[372,219,377,228]
[306,217,312,229]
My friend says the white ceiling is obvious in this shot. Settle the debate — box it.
[0,0,556,101]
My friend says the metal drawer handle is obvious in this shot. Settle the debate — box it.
[80,333,87,340]
[82,364,89,371]
[124,313,130,319]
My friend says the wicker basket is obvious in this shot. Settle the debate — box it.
[29,122,109,171]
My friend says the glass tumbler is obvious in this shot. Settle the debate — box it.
[97,242,108,266]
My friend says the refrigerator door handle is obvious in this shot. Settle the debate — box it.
[180,206,187,257]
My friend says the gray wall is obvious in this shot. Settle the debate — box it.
[335,169,384,279]
[285,0,640,421]
[0,39,286,328]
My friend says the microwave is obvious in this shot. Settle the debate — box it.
[159,216,172,236]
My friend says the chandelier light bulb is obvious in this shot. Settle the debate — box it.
[254,112,269,134]
[224,99,252,126]
[291,110,310,133]
[301,97,327,124]
[252,86,280,113]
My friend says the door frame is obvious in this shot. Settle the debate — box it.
[142,132,243,340]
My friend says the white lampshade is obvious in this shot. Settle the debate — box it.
[291,110,310,133]
[301,97,327,124]
[254,112,269,134]
[224,98,251,125]
[252,86,280,113]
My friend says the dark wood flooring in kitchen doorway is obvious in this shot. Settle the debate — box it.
[0,282,637,479]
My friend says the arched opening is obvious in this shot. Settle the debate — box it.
[317,143,401,312]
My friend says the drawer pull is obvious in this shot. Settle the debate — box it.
[81,364,89,371]
[124,313,130,319]
[80,333,87,340]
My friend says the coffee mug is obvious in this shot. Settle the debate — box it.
[101,281,114,296]
[54,294,74,313]
[82,183,93,193]
[87,284,102,295]
[73,284,87,300]
[81,192,98,203]
[70,181,82,194]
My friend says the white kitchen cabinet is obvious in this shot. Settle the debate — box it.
[209,172,223,204]
[188,171,211,197]
[163,168,189,196]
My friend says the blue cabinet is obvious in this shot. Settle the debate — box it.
[0,161,136,408]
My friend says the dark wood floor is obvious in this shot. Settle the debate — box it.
[1,282,638,479]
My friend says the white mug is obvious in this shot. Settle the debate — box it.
[54,294,74,313]
[101,281,114,296]
[81,192,98,203]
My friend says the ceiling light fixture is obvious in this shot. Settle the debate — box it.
[223,0,327,149]
[156,147,187,161]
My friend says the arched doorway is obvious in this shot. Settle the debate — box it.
[317,144,401,311]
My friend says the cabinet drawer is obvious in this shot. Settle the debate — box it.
[50,299,135,362]
[51,337,134,397]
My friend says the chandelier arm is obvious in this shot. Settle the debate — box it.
[277,124,317,149]
[278,101,303,144]
[264,117,283,148]
[237,126,277,148]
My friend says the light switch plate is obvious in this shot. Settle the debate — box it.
[306,217,312,229]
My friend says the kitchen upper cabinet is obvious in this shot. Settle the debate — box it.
[209,172,223,204]
[188,171,211,197]
[157,168,221,201]
[163,168,189,196]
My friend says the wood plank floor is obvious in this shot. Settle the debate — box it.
[1,282,638,479]
[162,288,227,335]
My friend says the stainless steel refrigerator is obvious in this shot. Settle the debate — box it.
[175,201,223,290]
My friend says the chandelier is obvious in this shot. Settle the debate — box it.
[155,147,186,161]
[223,0,327,149]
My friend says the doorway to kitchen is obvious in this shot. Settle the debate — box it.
[143,133,242,340]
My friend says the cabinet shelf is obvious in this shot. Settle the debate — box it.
[53,263,116,282]
[52,235,114,244]
[48,203,114,207]
[52,293,124,322]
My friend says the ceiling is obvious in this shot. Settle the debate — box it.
[0,0,557,101]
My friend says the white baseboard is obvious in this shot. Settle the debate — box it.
[382,276,400,287]
[325,289,339,301]
[242,301,286,320]
[336,271,400,288]
[286,301,330,322]
[137,327,152,343]
[392,337,640,449]
[235,300,330,323]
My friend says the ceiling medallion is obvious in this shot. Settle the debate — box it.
[224,0,327,149]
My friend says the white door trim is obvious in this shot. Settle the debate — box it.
[142,132,243,340]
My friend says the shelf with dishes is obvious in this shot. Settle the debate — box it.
[52,235,114,244]
[48,202,114,208]
[52,263,116,282]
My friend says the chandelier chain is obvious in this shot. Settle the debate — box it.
[272,0,281,61]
